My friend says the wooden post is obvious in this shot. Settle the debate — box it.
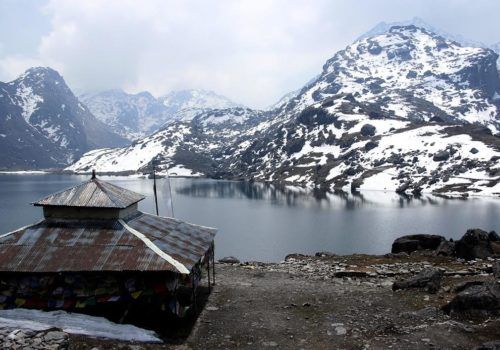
[191,274,198,314]
[211,241,216,286]
[207,252,211,292]
[152,164,159,216]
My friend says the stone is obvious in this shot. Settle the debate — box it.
[494,261,500,279]
[392,234,445,254]
[474,340,500,350]
[315,251,336,257]
[489,231,500,242]
[455,229,494,260]
[392,267,444,294]
[43,330,67,342]
[442,281,500,315]
[360,123,376,137]
[219,256,240,264]
[334,271,368,278]
[435,240,456,256]
[433,150,450,162]
[364,140,378,151]
[452,280,485,293]
[470,147,479,154]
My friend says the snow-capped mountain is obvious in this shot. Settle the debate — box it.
[0,67,128,169]
[358,17,487,48]
[80,88,243,140]
[158,89,242,121]
[67,107,267,176]
[80,89,172,140]
[67,26,500,197]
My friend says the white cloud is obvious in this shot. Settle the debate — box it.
[1,0,499,108]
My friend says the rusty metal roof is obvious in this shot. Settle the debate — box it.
[0,212,216,274]
[33,178,145,208]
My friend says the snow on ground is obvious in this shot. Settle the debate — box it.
[359,169,399,192]
[0,309,161,342]
[0,171,47,174]
[161,164,203,177]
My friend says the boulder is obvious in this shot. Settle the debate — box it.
[435,240,456,256]
[442,281,500,315]
[474,341,500,350]
[218,256,240,264]
[455,229,494,260]
[489,231,500,242]
[392,234,446,254]
[364,140,378,151]
[392,267,444,294]
[494,261,500,279]
[396,181,411,194]
[452,280,485,293]
[470,147,479,154]
[315,251,336,257]
[360,124,376,137]
[433,150,450,162]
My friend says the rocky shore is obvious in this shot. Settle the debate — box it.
[1,228,499,349]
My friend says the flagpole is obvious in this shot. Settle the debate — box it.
[153,163,159,216]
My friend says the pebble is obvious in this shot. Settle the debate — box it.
[0,327,69,349]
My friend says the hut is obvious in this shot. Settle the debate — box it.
[0,173,216,325]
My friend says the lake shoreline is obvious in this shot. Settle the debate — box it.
[1,170,499,200]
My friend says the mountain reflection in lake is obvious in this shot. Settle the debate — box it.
[1,175,499,262]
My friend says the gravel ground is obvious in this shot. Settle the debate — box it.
[64,253,500,349]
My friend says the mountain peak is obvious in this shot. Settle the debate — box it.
[18,66,63,82]
[358,18,486,48]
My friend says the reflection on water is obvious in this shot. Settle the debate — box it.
[174,179,459,210]
[0,175,499,262]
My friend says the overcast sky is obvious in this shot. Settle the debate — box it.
[0,0,498,108]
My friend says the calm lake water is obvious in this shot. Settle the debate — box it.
[0,174,499,262]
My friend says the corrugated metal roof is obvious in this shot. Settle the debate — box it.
[0,212,216,274]
[33,179,145,209]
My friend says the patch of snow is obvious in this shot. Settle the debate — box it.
[0,309,161,342]
[15,85,43,123]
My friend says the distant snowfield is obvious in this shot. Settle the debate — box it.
[0,309,161,342]
[0,171,47,175]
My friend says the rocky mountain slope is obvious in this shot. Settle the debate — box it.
[67,107,267,176]
[0,67,128,169]
[80,89,241,141]
[358,17,487,48]
[79,89,172,140]
[67,26,500,197]
[158,89,242,123]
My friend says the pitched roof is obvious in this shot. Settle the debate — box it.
[33,178,145,209]
[0,212,217,274]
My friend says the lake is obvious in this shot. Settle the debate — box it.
[0,174,499,262]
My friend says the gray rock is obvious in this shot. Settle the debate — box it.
[218,256,240,264]
[489,231,500,242]
[455,228,494,260]
[435,240,456,256]
[360,123,376,137]
[43,331,67,342]
[392,267,444,294]
[392,234,446,254]
[474,340,500,350]
[315,251,336,257]
[494,261,500,279]
[470,147,479,154]
[433,150,450,162]
[443,281,500,315]
[452,280,485,293]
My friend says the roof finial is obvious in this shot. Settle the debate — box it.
[91,169,96,179]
